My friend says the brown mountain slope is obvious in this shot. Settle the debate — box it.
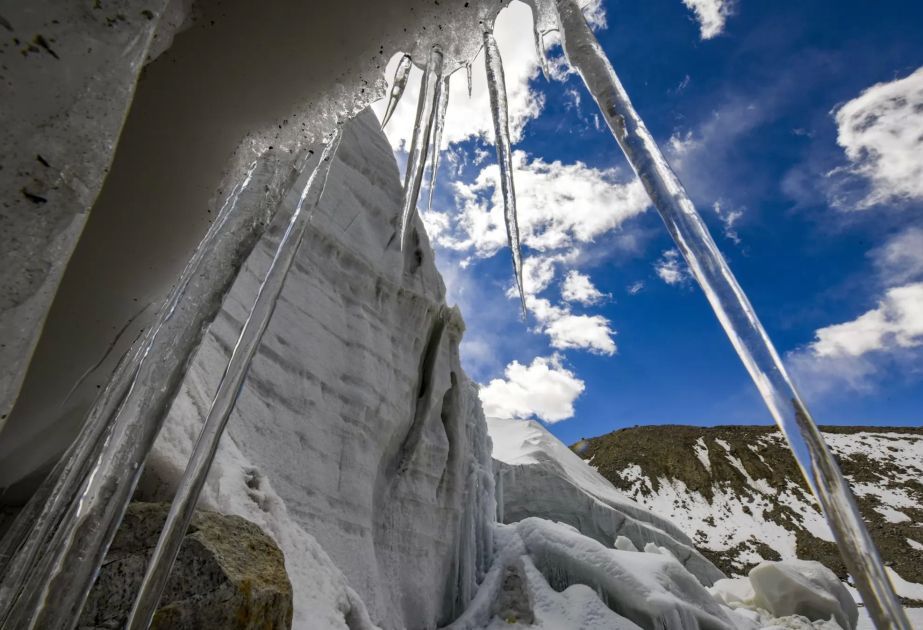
[571,425,923,604]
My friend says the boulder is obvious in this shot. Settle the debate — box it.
[79,502,293,630]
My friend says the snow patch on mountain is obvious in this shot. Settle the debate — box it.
[573,425,923,605]
[482,417,868,629]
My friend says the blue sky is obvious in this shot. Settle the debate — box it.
[374,0,923,445]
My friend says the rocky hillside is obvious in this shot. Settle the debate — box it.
[571,425,923,604]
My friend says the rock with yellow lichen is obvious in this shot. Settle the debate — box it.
[79,502,293,629]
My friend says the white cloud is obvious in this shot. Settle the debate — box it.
[435,146,641,357]
[871,227,923,285]
[654,249,691,286]
[627,281,645,295]
[810,283,923,359]
[527,295,616,355]
[561,270,605,305]
[438,151,648,257]
[479,354,585,423]
[545,313,616,354]
[682,0,734,39]
[516,252,577,297]
[788,282,923,396]
[372,1,544,149]
[712,201,742,244]
[833,66,923,208]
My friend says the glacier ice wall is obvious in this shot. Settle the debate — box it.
[0,0,525,500]
[136,109,495,630]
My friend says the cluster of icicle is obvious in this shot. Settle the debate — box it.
[0,0,911,628]
[382,24,527,313]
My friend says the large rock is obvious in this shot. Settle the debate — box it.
[80,502,292,630]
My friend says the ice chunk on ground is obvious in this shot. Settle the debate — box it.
[489,417,724,585]
[749,560,858,630]
[514,517,736,630]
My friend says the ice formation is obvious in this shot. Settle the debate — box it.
[428,78,451,212]
[483,27,527,314]
[399,47,445,251]
[127,132,344,628]
[476,417,868,630]
[136,111,496,629]
[381,55,414,130]
[0,0,910,627]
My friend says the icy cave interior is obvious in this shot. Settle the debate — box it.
[0,0,916,629]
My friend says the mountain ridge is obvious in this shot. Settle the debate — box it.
[570,424,923,605]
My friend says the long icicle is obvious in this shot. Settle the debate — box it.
[381,54,413,130]
[0,335,141,620]
[399,46,443,251]
[427,76,450,212]
[126,130,342,630]
[0,157,264,629]
[483,27,526,315]
[466,62,473,98]
[0,143,315,629]
[553,1,910,628]
[534,27,550,81]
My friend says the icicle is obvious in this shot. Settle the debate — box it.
[0,338,141,621]
[534,28,550,81]
[483,27,526,315]
[0,141,319,629]
[381,54,413,129]
[553,1,910,628]
[427,76,450,212]
[399,46,443,251]
[126,130,342,630]
[466,62,473,98]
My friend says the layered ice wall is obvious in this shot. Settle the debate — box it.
[137,110,495,630]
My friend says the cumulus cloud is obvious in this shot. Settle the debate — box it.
[833,66,923,208]
[545,313,617,354]
[682,0,734,39]
[561,270,605,305]
[479,354,585,423]
[654,249,691,286]
[435,151,648,256]
[525,295,616,355]
[810,284,923,359]
[871,227,923,285]
[788,282,923,395]
[425,149,640,357]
